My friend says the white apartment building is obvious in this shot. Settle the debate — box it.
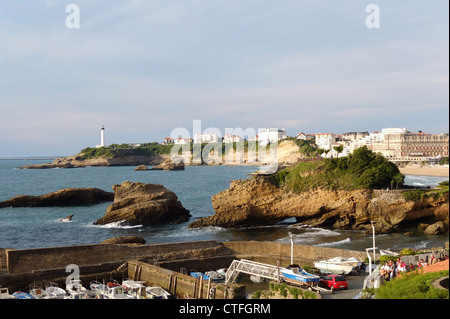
[223,134,243,143]
[258,128,286,146]
[194,133,220,144]
[315,133,336,150]
[174,138,192,145]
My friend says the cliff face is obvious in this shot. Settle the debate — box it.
[188,177,449,234]
[94,181,191,226]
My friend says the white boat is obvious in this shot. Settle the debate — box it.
[204,271,225,283]
[280,264,320,285]
[146,287,171,299]
[122,279,147,299]
[0,287,15,299]
[65,279,88,299]
[45,282,67,299]
[29,287,53,299]
[94,280,136,299]
[314,257,361,274]
[380,249,399,256]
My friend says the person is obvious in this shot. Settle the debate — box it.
[388,260,395,280]
[420,258,427,267]
[380,262,390,281]
[408,263,415,272]
[430,255,436,265]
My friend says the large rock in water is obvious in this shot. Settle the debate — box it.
[188,177,449,234]
[150,157,185,170]
[0,188,114,208]
[94,181,191,226]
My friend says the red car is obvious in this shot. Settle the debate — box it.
[319,274,348,292]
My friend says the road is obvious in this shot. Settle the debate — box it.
[320,274,366,299]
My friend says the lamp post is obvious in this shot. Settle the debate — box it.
[288,232,294,265]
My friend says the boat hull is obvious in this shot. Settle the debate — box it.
[314,262,355,274]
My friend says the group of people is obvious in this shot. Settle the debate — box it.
[379,249,448,282]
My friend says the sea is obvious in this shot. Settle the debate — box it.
[0,159,448,252]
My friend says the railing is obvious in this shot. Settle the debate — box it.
[225,259,281,284]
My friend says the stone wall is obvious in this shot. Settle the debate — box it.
[127,260,245,299]
[5,240,223,275]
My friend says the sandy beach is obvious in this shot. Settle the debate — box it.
[399,165,449,177]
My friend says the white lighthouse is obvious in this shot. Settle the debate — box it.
[96,125,105,148]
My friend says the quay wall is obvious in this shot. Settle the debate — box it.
[127,260,245,299]
[5,240,222,275]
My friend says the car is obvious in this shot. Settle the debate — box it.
[319,274,348,292]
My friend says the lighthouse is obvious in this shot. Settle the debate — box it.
[96,125,105,148]
[101,125,105,147]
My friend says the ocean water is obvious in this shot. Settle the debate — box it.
[0,159,448,252]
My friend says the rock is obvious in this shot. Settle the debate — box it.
[424,222,446,235]
[58,214,74,222]
[150,157,185,171]
[100,236,146,245]
[188,177,449,234]
[93,181,191,226]
[135,165,148,171]
[0,188,114,208]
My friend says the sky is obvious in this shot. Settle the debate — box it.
[0,0,448,157]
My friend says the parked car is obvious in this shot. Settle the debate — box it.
[319,274,348,292]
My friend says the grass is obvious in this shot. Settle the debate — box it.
[375,270,449,299]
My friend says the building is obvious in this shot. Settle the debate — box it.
[163,137,174,145]
[223,134,243,143]
[194,133,220,144]
[258,128,286,146]
[174,138,192,145]
[315,133,336,151]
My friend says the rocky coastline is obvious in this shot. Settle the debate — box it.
[188,177,449,235]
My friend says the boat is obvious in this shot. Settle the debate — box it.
[12,291,34,299]
[65,279,88,299]
[45,282,67,299]
[204,271,225,283]
[146,287,171,299]
[29,287,53,299]
[314,257,361,275]
[0,287,15,299]
[122,279,147,299]
[280,264,320,285]
[380,249,399,256]
[90,280,136,299]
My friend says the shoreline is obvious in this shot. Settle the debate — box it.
[399,165,449,177]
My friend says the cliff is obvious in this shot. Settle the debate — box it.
[94,181,191,226]
[188,177,449,234]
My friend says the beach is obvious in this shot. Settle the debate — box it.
[399,165,449,177]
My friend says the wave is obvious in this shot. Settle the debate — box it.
[88,220,143,229]
[315,237,351,247]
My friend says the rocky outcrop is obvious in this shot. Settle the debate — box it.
[188,177,449,234]
[0,188,114,208]
[94,181,191,226]
[100,236,147,245]
[150,157,185,170]
[17,154,168,169]
[135,165,148,171]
